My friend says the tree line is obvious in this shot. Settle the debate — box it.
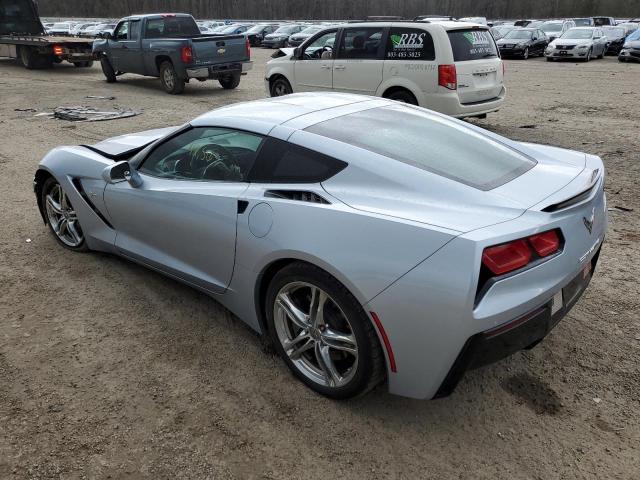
[37,0,640,20]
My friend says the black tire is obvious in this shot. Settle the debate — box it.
[522,47,529,59]
[100,56,117,83]
[159,61,185,94]
[18,46,52,69]
[269,76,293,97]
[41,177,88,252]
[265,262,386,399]
[219,73,241,89]
[73,60,94,68]
[618,57,626,62]
[546,57,554,62]
[584,49,592,62]
[386,89,418,105]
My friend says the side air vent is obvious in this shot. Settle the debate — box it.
[71,178,114,229]
[265,190,330,204]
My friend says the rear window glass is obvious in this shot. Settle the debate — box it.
[144,17,200,38]
[385,28,435,60]
[448,29,498,61]
[305,105,535,190]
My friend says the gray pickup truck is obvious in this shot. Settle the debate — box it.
[93,13,252,94]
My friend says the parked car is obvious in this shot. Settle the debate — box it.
[545,27,609,61]
[210,23,253,36]
[514,19,536,27]
[601,26,628,54]
[414,15,455,22]
[287,25,330,47]
[70,22,97,36]
[540,20,576,42]
[33,92,607,399]
[93,14,252,94]
[459,17,488,25]
[497,28,548,59]
[262,24,306,48]
[618,28,640,62]
[94,23,117,38]
[47,22,75,36]
[266,21,505,119]
[245,23,280,46]
[592,17,615,27]
[573,18,595,27]
[490,25,514,40]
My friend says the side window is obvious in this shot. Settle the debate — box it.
[385,28,435,60]
[337,27,384,59]
[249,138,347,183]
[129,20,141,41]
[301,30,337,60]
[145,18,164,38]
[114,21,128,41]
[139,127,264,182]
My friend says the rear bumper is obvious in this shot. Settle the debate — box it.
[434,247,600,398]
[425,85,506,118]
[186,61,252,79]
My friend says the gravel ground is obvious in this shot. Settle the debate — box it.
[0,49,639,479]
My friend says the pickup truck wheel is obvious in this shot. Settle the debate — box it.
[100,57,117,82]
[269,76,292,97]
[219,73,241,89]
[73,61,94,68]
[160,61,185,94]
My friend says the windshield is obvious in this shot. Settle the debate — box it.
[541,23,562,32]
[274,25,299,34]
[299,26,322,35]
[246,24,270,33]
[504,30,533,39]
[218,24,242,33]
[561,29,593,39]
[306,104,535,191]
[573,18,592,26]
[447,29,498,60]
[602,28,625,39]
[627,29,640,41]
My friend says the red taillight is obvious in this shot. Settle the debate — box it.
[482,229,561,276]
[245,36,251,59]
[528,230,560,257]
[438,64,457,90]
[53,45,63,56]
[180,45,193,64]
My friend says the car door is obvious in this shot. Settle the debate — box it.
[332,26,385,95]
[293,29,338,91]
[116,19,143,73]
[103,127,264,293]
[107,20,129,69]
[597,29,608,55]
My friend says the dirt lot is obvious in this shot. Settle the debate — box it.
[0,49,639,479]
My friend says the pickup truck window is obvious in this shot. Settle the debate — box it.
[144,17,200,39]
[114,21,128,41]
[130,20,141,41]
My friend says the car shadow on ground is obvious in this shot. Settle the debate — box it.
[0,57,97,75]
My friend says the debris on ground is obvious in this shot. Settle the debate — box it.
[14,108,37,112]
[46,106,140,122]
[518,124,537,129]
[85,95,116,100]
[608,206,633,213]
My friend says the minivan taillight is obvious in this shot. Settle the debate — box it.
[438,64,457,90]
[181,46,193,64]
[482,229,562,276]
[245,36,251,59]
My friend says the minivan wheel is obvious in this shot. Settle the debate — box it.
[269,76,292,97]
[386,89,418,105]
[265,262,385,399]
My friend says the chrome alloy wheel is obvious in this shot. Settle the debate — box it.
[45,183,84,247]
[273,282,358,388]
[163,68,175,90]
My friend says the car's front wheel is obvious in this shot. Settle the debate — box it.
[269,76,292,97]
[42,177,87,251]
[523,47,529,59]
[265,262,385,399]
[100,56,116,82]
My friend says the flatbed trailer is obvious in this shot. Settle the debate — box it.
[0,0,95,68]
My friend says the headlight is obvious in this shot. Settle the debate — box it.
[623,43,630,48]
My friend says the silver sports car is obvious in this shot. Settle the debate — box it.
[34,93,607,399]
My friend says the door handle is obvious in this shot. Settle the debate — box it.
[320,64,331,69]
[334,65,346,70]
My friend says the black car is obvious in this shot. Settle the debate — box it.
[496,28,548,59]
[618,30,640,62]
[245,23,279,46]
[287,25,327,47]
[602,26,627,54]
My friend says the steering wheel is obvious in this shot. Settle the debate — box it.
[191,143,242,181]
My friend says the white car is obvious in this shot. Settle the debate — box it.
[265,21,506,119]
[545,27,609,61]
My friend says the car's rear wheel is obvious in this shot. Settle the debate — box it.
[219,73,241,89]
[269,76,292,97]
[100,56,116,82]
[386,89,418,105]
[42,177,87,251]
[265,262,385,399]
[159,61,185,94]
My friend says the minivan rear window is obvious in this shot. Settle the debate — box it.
[305,104,535,190]
[448,29,498,61]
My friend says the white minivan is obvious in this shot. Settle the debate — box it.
[265,21,506,118]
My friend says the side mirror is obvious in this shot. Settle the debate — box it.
[293,47,301,58]
[102,161,143,187]
[103,32,112,40]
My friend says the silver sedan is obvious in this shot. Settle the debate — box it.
[34,93,607,399]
